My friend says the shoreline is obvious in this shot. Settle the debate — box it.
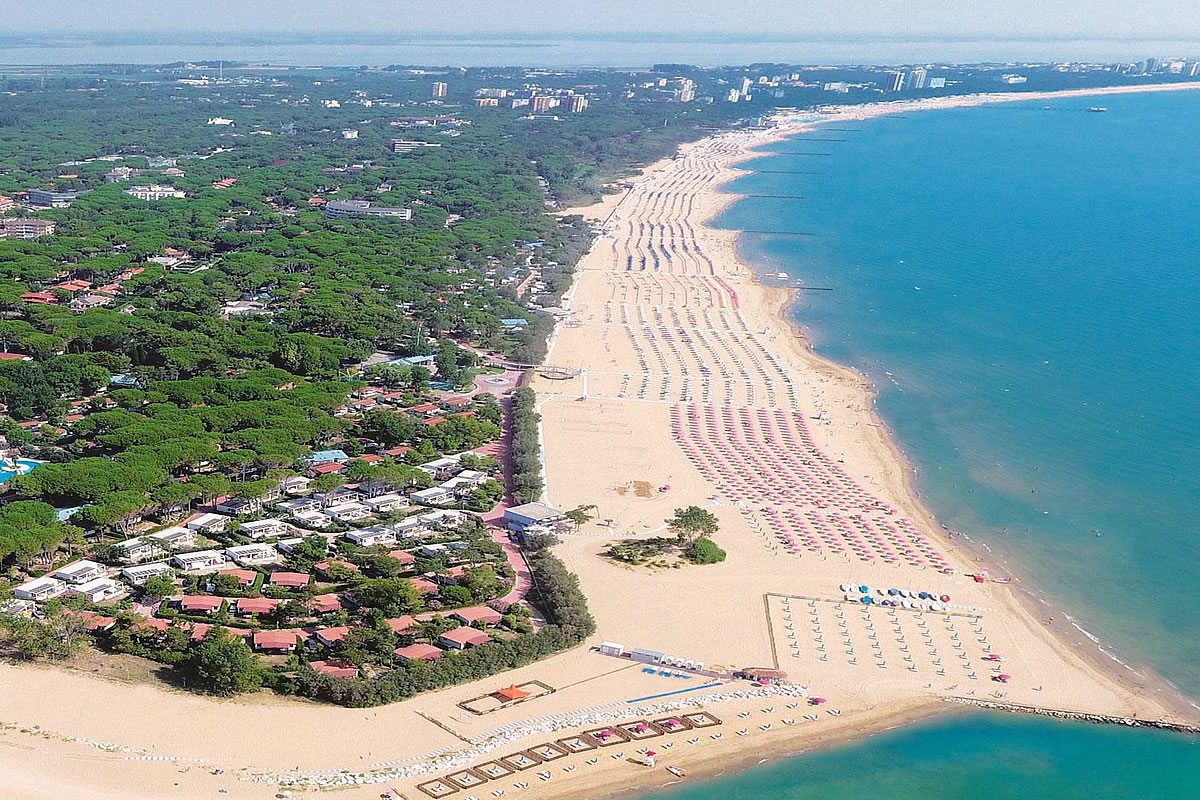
[710,85,1200,720]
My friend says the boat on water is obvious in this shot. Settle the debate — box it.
[1088,106,1108,112]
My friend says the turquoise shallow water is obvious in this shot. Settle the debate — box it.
[638,712,1200,800]
[653,91,1200,798]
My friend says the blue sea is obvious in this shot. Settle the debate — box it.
[647,90,1200,797]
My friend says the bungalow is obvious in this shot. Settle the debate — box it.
[394,643,444,662]
[184,512,232,535]
[252,628,306,653]
[0,598,35,616]
[363,493,409,513]
[314,559,359,577]
[73,611,117,633]
[438,626,492,650]
[235,597,280,616]
[292,509,334,529]
[224,543,279,566]
[387,549,416,566]
[69,577,125,603]
[148,525,197,550]
[411,486,454,506]
[307,461,348,478]
[410,577,440,595]
[343,526,397,547]
[212,497,258,516]
[12,576,69,601]
[179,595,224,615]
[307,593,346,614]
[215,567,257,586]
[382,445,414,458]
[239,518,293,539]
[120,561,174,586]
[310,449,350,465]
[309,659,358,678]
[69,294,113,312]
[418,542,468,558]
[416,510,466,529]
[313,625,351,646]
[450,605,503,627]
[53,560,107,585]
[269,571,311,589]
[112,536,163,564]
[274,537,305,554]
[322,502,372,523]
[173,549,227,571]
[316,487,362,507]
[280,475,312,495]
[408,402,442,417]
[417,455,462,480]
[276,497,322,515]
[386,615,419,634]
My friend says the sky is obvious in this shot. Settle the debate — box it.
[10,1,1200,39]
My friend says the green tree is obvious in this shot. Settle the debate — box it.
[142,574,177,600]
[666,506,719,543]
[178,628,263,696]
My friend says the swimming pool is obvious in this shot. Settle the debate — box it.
[0,459,42,484]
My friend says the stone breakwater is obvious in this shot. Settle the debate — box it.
[944,698,1200,734]
[252,684,815,789]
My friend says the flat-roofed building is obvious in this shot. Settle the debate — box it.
[53,560,106,585]
[172,549,227,571]
[324,199,412,220]
[13,576,69,601]
[1,217,56,238]
[224,543,279,566]
[121,562,174,586]
[125,184,185,200]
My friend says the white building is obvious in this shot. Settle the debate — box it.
[112,537,163,564]
[53,560,107,585]
[292,509,334,529]
[12,576,69,601]
[70,577,125,603]
[172,549,227,571]
[224,543,279,566]
[207,117,234,125]
[343,527,397,547]
[323,502,372,523]
[239,519,293,539]
[363,493,410,513]
[411,486,454,506]
[184,512,231,535]
[149,525,198,550]
[124,184,185,200]
[121,562,175,586]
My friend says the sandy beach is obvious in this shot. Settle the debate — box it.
[2,82,1198,800]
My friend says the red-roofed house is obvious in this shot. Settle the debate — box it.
[438,626,491,650]
[307,462,348,477]
[314,560,359,576]
[216,568,258,586]
[423,417,446,427]
[387,549,416,566]
[410,577,439,595]
[269,571,311,588]
[450,606,503,627]
[253,629,306,652]
[441,396,473,407]
[234,597,280,616]
[383,446,414,457]
[53,279,92,293]
[394,643,443,662]
[386,615,419,634]
[21,291,58,305]
[180,595,224,614]
[408,403,441,416]
[309,659,358,678]
[307,593,345,614]
[314,626,352,646]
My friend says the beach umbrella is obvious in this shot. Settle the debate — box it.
[940,595,951,602]
[859,585,869,593]
[997,674,1011,682]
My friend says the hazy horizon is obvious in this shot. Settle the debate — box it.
[11,1,1200,39]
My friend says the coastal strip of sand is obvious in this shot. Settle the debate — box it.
[1,83,1198,800]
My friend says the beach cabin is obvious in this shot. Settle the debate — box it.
[502,502,565,533]
[268,571,311,589]
[239,518,293,539]
[438,627,491,650]
[121,562,174,586]
[224,543,279,566]
[598,641,626,657]
[630,647,666,665]
[252,629,305,653]
[12,576,69,601]
[313,626,351,646]
[148,525,198,550]
[184,512,232,536]
[173,549,227,571]
[307,594,345,614]
[235,597,281,617]
[69,577,125,603]
[417,510,466,529]
[309,660,358,678]
[363,493,410,513]
[53,560,107,585]
[274,537,305,554]
[279,475,313,496]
